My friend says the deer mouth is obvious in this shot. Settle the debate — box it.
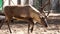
[41,17,48,27]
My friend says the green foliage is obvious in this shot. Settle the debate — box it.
[33,0,41,10]
[0,0,3,10]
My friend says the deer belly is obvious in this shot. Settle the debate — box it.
[13,13,30,18]
[20,14,29,17]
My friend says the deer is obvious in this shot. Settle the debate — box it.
[0,5,48,34]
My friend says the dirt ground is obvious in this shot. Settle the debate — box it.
[0,16,60,34]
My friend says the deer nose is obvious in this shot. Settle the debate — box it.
[44,18,48,27]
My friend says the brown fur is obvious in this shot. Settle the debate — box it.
[3,6,48,33]
[4,6,44,24]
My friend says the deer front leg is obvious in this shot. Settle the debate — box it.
[28,18,34,33]
[25,18,34,34]
[28,23,30,34]
[30,19,34,33]
[31,22,34,33]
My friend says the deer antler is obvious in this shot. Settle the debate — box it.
[39,0,50,18]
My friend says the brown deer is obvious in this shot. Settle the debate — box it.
[0,5,48,34]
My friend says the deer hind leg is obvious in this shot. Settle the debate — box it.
[0,19,4,29]
[5,19,12,33]
[5,16,12,33]
[6,20,12,33]
[0,19,5,29]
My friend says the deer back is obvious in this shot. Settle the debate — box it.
[4,6,31,19]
